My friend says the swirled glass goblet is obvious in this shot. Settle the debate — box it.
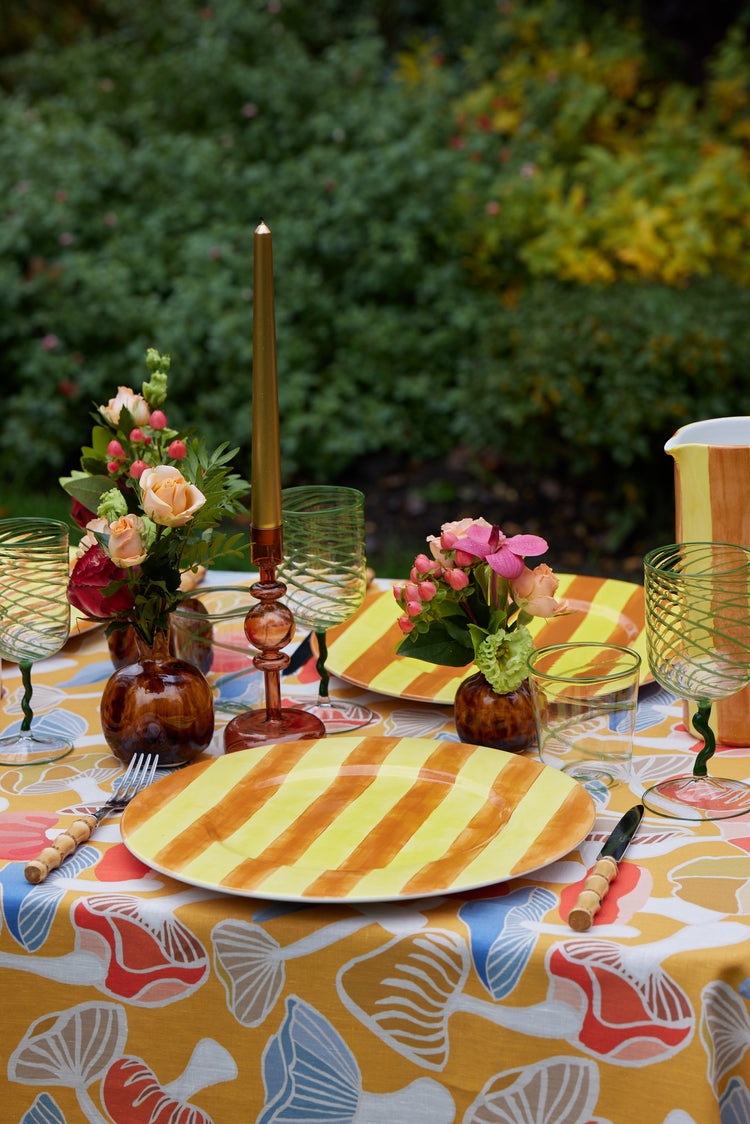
[644,541,750,820]
[0,518,73,765]
[277,486,374,733]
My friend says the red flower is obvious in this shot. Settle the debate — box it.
[71,498,97,529]
[68,545,135,619]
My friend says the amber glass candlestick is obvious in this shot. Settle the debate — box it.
[223,526,325,752]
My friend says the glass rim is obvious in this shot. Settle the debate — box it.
[527,641,641,684]
[281,485,364,515]
[0,517,69,542]
[644,541,750,577]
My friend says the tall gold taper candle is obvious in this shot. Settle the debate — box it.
[224,220,325,751]
[251,220,282,533]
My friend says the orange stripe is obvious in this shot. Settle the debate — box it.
[123,759,213,831]
[510,785,592,877]
[303,740,478,898]
[153,741,319,871]
[401,753,547,895]
[708,446,750,549]
[220,737,402,891]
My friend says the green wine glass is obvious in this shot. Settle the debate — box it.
[0,518,73,765]
[277,486,374,733]
[643,541,750,820]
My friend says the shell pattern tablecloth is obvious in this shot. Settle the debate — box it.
[2,577,750,1123]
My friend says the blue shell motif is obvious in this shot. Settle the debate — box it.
[259,996,360,1124]
[20,1092,66,1124]
[0,847,99,951]
[459,887,556,999]
[1,709,88,743]
[720,1076,750,1124]
[56,660,113,687]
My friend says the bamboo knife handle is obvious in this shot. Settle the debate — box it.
[24,814,99,884]
[567,855,619,931]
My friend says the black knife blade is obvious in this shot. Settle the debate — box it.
[567,803,644,931]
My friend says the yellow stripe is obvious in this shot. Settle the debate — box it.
[675,443,711,541]
[125,752,256,856]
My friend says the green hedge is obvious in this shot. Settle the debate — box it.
[0,0,748,555]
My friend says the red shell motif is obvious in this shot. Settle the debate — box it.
[547,938,693,1064]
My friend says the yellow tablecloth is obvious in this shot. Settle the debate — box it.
[2,579,750,1123]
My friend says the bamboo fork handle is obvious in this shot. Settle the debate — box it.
[567,855,619,932]
[24,814,99,884]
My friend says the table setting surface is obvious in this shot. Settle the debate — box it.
[2,571,750,1123]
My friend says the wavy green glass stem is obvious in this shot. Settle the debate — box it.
[315,630,330,700]
[19,660,33,732]
[692,702,715,778]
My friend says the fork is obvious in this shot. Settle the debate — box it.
[24,753,159,884]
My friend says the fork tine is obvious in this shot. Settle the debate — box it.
[114,754,139,794]
[121,753,158,799]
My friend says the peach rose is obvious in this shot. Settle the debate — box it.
[511,563,565,617]
[99,386,150,427]
[139,465,206,527]
[78,517,110,555]
[108,514,148,567]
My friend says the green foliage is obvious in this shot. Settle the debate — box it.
[446,1,750,287]
[0,0,748,565]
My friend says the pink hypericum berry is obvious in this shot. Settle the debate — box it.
[106,460,120,475]
[413,553,436,575]
[129,460,148,480]
[130,428,145,443]
[454,549,474,567]
[446,568,470,591]
[418,581,437,601]
[398,615,415,634]
[406,601,422,617]
[107,440,125,459]
[167,439,186,459]
[392,584,403,601]
[404,582,419,602]
[143,434,153,445]
[149,410,167,430]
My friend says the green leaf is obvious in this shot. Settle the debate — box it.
[59,471,114,512]
[397,621,474,666]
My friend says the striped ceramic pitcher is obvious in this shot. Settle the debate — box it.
[667,417,750,745]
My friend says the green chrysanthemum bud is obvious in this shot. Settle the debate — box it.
[475,626,534,694]
[98,487,128,523]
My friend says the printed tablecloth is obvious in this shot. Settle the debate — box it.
[2,578,750,1123]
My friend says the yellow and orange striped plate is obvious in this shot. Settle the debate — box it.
[121,736,595,902]
[325,575,648,704]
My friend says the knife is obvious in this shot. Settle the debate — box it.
[567,803,644,932]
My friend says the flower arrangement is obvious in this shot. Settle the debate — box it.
[62,349,249,644]
[393,517,566,693]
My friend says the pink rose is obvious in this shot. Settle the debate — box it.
[511,563,564,617]
[99,386,150,427]
[68,545,134,619]
[108,514,148,568]
[139,465,205,527]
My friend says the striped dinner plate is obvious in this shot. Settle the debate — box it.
[325,574,648,704]
[121,736,595,902]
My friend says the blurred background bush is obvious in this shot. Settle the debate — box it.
[1,0,749,571]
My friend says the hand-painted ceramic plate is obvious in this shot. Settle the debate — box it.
[325,574,649,704]
[121,736,595,903]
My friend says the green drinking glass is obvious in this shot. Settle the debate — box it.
[643,541,750,820]
[277,486,374,733]
[0,518,73,765]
